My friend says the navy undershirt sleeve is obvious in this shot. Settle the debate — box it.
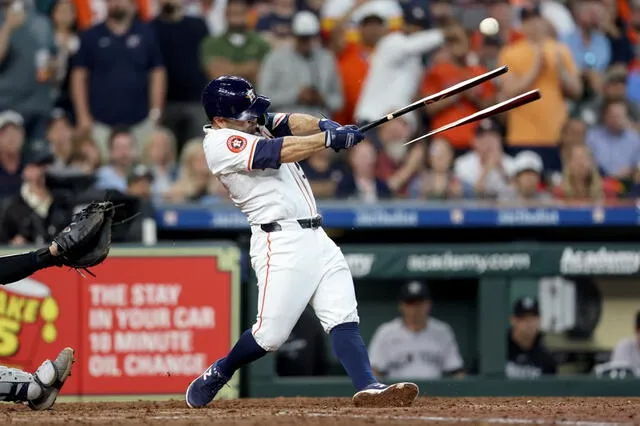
[265,113,293,137]
[251,137,284,170]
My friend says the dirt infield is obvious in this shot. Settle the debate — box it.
[4,397,640,425]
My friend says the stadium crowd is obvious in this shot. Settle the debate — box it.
[2,0,640,244]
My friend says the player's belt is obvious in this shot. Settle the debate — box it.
[260,215,323,232]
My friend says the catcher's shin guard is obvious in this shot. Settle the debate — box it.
[0,366,40,404]
[29,347,75,410]
[0,347,75,410]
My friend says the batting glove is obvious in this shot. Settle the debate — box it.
[324,125,365,151]
[319,118,341,131]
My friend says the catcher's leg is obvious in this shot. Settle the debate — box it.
[0,347,75,410]
[0,247,59,285]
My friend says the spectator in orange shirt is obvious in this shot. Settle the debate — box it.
[471,0,524,52]
[330,2,388,125]
[497,5,582,171]
[421,20,496,153]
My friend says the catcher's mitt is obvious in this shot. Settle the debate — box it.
[53,201,116,275]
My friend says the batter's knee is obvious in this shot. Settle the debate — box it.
[252,323,294,352]
[323,309,360,334]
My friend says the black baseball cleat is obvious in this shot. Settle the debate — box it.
[29,347,76,411]
[185,359,230,408]
[352,382,419,407]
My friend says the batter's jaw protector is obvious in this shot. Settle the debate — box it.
[201,75,271,122]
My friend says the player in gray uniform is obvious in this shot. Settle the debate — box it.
[368,281,464,380]
[606,310,640,377]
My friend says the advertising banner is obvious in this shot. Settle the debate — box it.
[342,244,640,278]
[0,245,241,397]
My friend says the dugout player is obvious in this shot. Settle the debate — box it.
[185,76,419,408]
[609,310,640,373]
[506,297,557,378]
[368,280,464,380]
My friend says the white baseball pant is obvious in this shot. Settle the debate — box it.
[249,220,359,351]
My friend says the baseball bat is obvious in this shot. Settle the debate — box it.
[403,89,542,146]
[357,65,509,133]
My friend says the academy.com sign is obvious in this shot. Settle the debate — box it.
[560,247,640,275]
[407,252,532,274]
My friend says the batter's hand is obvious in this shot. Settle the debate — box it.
[319,118,341,131]
[324,125,364,151]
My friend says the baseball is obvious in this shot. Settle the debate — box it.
[479,17,500,36]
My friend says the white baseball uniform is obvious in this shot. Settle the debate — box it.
[202,120,359,351]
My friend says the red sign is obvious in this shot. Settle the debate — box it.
[0,252,237,396]
[0,267,82,393]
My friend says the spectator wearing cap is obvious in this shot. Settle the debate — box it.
[497,5,581,169]
[421,19,496,152]
[0,147,71,246]
[255,0,296,48]
[330,1,389,125]
[151,0,209,147]
[259,11,343,118]
[409,137,465,200]
[95,127,138,193]
[71,0,166,159]
[200,0,270,87]
[368,280,464,380]
[127,163,154,202]
[0,111,26,199]
[586,99,640,180]
[454,119,514,199]
[0,0,55,147]
[354,2,445,126]
[609,310,640,372]
[499,151,552,204]
[506,297,557,379]
[336,140,391,202]
[46,109,73,171]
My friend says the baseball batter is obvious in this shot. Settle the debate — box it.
[186,76,419,408]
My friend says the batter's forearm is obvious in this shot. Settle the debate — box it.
[280,133,326,163]
[287,114,322,136]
